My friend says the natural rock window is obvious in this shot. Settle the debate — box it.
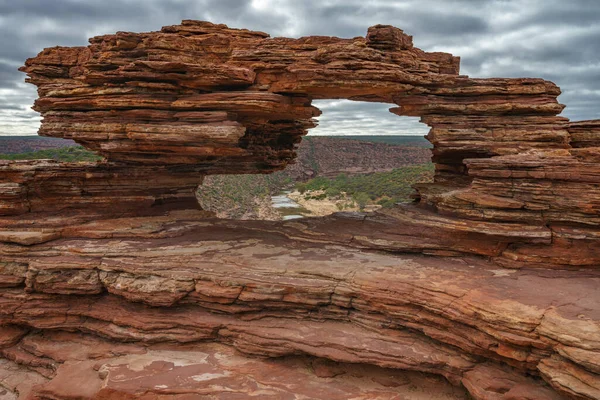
[196,101,433,220]
[1,20,599,400]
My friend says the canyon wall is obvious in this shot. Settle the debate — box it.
[1,21,599,399]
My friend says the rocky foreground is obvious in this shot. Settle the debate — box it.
[1,21,599,399]
[1,210,598,399]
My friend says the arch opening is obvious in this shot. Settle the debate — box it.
[310,100,429,138]
[197,101,434,220]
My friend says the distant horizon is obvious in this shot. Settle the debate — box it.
[0,133,429,138]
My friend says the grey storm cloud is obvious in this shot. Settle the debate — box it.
[0,0,599,136]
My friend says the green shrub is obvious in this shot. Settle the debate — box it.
[296,183,307,194]
[353,192,371,210]
[296,163,434,207]
[325,187,341,198]
[378,198,396,208]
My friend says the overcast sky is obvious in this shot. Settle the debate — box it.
[1,0,599,137]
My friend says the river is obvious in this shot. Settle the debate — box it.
[271,191,304,220]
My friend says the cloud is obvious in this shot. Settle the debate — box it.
[312,100,428,136]
[0,0,598,136]
[0,61,22,89]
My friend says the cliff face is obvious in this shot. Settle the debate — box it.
[284,136,432,179]
[1,21,599,399]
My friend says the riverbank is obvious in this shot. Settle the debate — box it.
[287,190,381,216]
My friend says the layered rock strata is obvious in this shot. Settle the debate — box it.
[20,20,566,179]
[0,160,203,219]
[0,336,469,400]
[1,214,598,399]
[1,20,599,399]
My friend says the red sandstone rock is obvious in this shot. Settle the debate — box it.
[19,21,565,175]
[0,214,599,398]
[568,120,600,148]
[0,333,470,399]
[1,20,599,400]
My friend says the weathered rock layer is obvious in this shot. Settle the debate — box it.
[1,21,599,399]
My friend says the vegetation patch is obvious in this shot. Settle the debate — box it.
[0,146,102,162]
[197,173,293,220]
[295,163,434,209]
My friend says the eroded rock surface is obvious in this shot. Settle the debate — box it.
[0,332,470,400]
[1,20,599,399]
[1,212,599,399]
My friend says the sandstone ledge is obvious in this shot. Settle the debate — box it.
[1,213,599,399]
[1,335,471,399]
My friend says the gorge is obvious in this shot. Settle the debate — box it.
[1,20,599,399]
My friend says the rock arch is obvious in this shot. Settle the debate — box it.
[1,21,599,399]
[14,21,597,266]
[18,22,571,205]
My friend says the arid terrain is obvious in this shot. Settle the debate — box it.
[198,136,433,219]
[0,136,75,154]
[1,20,599,400]
[283,135,431,179]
